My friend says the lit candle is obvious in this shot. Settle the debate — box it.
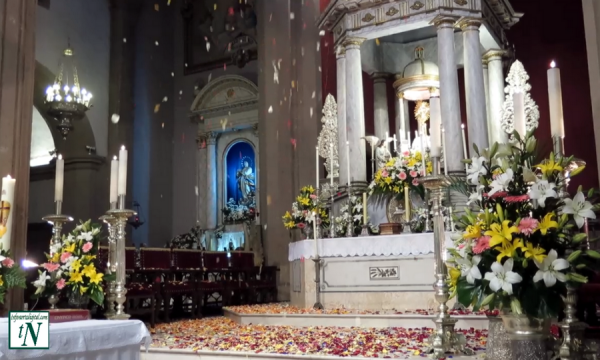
[346,141,351,185]
[442,128,448,176]
[330,144,334,186]
[315,146,319,188]
[430,97,441,157]
[55,154,64,202]
[548,61,565,138]
[513,91,526,138]
[110,156,119,204]
[461,124,468,159]
[118,146,128,196]
[0,175,16,251]
[393,134,397,153]
[362,192,367,225]
[404,185,410,223]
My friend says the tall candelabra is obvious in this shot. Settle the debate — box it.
[419,158,471,358]
[106,195,136,320]
[99,203,117,319]
[42,200,73,254]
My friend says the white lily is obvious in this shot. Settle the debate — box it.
[488,169,514,196]
[467,185,484,206]
[33,271,50,288]
[533,249,569,287]
[467,157,487,185]
[456,255,482,284]
[528,180,557,208]
[77,231,94,241]
[353,214,363,223]
[353,202,363,213]
[561,191,596,228]
[484,258,522,295]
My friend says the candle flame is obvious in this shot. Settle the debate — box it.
[461,124,465,129]
[346,141,349,145]
[121,145,126,150]
[58,154,63,160]
[5,175,11,179]
[113,155,118,160]
[550,60,556,68]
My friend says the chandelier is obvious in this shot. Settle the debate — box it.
[44,44,92,139]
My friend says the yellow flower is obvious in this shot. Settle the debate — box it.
[463,224,482,240]
[81,264,96,278]
[535,159,563,177]
[0,275,4,287]
[71,259,82,273]
[407,158,417,167]
[51,252,60,263]
[301,186,315,193]
[449,267,460,288]
[283,211,292,220]
[79,286,88,295]
[64,243,76,253]
[88,272,104,285]
[386,159,395,167]
[384,176,393,185]
[496,242,518,262]
[393,185,400,193]
[536,213,558,235]
[485,220,519,249]
[297,196,310,206]
[69,272,83,284]
[520,241,547,263]
[83,255,96,262]
[284,221,296,229]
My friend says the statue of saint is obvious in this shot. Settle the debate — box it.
[236,159,255,204]
[375,139,392,171]
[411,100,431,153]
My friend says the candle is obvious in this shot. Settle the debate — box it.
[313,211,318,256]
[346,141,351,185]
[315,146,319,188]
[362,192,367,225]
[393,134,397,153]
[548,61,565,138]
[330,144,334,186]
[55,154,64,202]
[442,128,448,176]
[118,146,128,196]
[513,91,526,138]
[404,185,410,223]
[430,97,442,157]
[0,175,16,251]
[420,124,426,173]
[461,124,468,159]
[110,156,119,204]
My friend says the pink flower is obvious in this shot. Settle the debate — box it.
[398,172,407,180]
[310,194,317,199]
[56,278,66,290]
[82,242,93,253]
[458,244,465,249]
[518,217,539,236]
[505,194,530,203]
[402,151,410,157]
[1,258,14,268]
[409,170,418,177]
[412,178,419,186]
[473,236,491,254]
[381,170,389,178]
[42,262,60,272]
[297,223,306,229]
[60,252,72,264]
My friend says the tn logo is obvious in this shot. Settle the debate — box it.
[18,322,44,346]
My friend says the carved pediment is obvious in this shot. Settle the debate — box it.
[190,75,259,122]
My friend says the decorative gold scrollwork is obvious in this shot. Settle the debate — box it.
[454,0,467,5]
[410,1,424,11]
[361,13,374,23]
[386,7,399,16]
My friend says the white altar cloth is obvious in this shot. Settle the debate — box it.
[0,319,151,360]
[288,232,454,261]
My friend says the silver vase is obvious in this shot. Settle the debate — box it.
[501,314,551,360]
[487,315,512,360]
[48,294,59,309]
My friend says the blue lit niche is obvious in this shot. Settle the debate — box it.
[225,140,256,206]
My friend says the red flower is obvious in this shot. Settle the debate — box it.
[505,194,530,203]
[297,223,305,229]
[412,178,419,186]
[473,236,491,254]
[1,257,14,268]
[42,262,60,272]
[56,278,66,290]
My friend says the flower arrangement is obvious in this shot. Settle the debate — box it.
[333,194,364,237]
[33,220,112,306]
[449,133,599,318]
[368,150,432,200]
[222,198,256,224]
[0,247,26,304]
[282,186,330,231]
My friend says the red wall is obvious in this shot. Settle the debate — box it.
[320,0,598,190]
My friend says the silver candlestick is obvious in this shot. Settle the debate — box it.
[42,200,73,254]
[106,195,135,320]
[419,157,471,358]
[99,201,117,319]
[312,256,324,309]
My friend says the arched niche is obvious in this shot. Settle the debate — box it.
[223,139,256,206]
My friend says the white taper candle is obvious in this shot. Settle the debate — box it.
[548,61,565,138]
[54,155,64,202]
[110,156,119,204]
[118,146,128,196]
[346,141,351,185]
[461,124,468,159]
[315,146,319,188]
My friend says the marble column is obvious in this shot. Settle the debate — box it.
[485,50,508,144]
[206,132,219,229]
[0,0,36,311]
[483,60,491,142]
[435,17,463,173]
[461,19,489,153]
[337,46,348,185]
[395,93,411,151]
[344,37,367,182]
[373,73,390,141]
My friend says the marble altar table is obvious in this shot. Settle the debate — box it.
[289,233,454,310]
[0,319,151,360]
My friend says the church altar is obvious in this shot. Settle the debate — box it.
[289,233,454,311]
